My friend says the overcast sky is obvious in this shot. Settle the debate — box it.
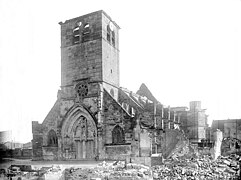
[0,0,241,143]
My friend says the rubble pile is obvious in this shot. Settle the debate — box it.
[0,165,64,180]
[41,165,64,180]
[168,139,193,159]
[64,161,152,180]
[64,155,240,180]
[152,154,240,180]
[1,151,240,179]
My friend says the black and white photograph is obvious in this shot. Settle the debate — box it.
[0,0,241,179]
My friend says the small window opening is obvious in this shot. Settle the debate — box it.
[107,25,111,42]
[72,22,82,45]
[73,26,80,44]
[111,69,112,73]
[76,21,82,27]
[82,23,90,42]
[111,31,115,47]
[83,23,90,35]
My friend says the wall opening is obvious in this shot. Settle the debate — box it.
[47,129,58,147]
[111,31,115,47]
[73,21,82,44]
[73,26,80,44]
[112,125,125,144]
[107,25,111,42]
[82,23,90,42]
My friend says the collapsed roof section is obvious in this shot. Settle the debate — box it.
[136,83,158,103]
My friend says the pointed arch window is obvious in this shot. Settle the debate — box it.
[47,130,58,147]
[112,125,125,144]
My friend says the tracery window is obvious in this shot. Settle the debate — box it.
[76,83,88,98]
[112,125,125,144]
[47,129,58,146]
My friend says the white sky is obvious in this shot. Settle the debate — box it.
[0,0,241,143]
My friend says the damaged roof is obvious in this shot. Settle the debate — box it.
[136,83,159,103]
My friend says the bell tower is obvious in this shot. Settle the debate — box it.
[59,10,120,100]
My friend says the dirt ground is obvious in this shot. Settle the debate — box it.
[0,158,110,169]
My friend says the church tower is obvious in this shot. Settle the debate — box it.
[33,11,125,161]
[59,10,120,101]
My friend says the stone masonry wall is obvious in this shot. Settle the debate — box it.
[32,121,43,160]
[105,144,131,160]
[60,11,103,86]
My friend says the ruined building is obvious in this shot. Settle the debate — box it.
[32,10,208,162]
[186,101,208,143]
[211,119,241,155]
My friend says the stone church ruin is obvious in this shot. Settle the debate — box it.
[32,10,208,164]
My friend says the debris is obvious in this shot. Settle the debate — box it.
[1,153,240,179]
[152,154,240,180]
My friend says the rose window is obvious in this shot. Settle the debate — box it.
[77,83,88,98]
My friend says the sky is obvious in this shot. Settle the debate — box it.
[0,0,241,143]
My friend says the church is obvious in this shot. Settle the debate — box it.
[32,10,207,162]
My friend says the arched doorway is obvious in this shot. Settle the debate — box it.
[73,115,96,159]
[61,106,97,160]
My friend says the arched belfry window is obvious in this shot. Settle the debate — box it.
[47,129,58,146]
[112,125,125,144]
[82,23,90,42]
[73,21,82,44]
[83,23,90,35]
[107,22,115,47]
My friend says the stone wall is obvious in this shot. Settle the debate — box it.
[42,146,58,160]
[130,157,152,167]
[60,11,103,86]
[32,121,43,160]
[105,144,131,160]
[22,149,32,158]
[158,129,184,158]
[1,149,32,159]
[140,130,151,157]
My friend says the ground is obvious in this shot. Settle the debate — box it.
[0,158,105,169]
